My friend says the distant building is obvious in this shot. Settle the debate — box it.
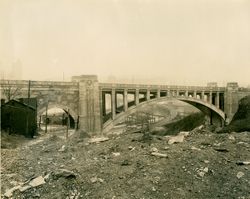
[1,99,37,137]
[207,82,218,87]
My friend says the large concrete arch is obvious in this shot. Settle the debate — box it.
[102,96,225,133]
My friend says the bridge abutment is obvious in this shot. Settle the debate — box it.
[73,75,102,135]
[224,82,239,123]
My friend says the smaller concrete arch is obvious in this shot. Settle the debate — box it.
[37,103,78,124]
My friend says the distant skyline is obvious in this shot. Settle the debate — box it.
[0,0,250,87]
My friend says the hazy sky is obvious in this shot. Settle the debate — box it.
[0,0,249,86]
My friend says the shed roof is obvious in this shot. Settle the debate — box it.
[1,99,35,111]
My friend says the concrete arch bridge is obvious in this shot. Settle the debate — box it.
[100,86,226,133]
[1,75,250,135]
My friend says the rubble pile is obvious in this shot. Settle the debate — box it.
[1,127,250,198]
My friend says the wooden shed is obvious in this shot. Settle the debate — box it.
[1,99,37,137]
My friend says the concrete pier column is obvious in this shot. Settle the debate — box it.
[201,91,205,100]
[193,90,197,98]
[216,92,220,108]
[157,89,161,98]
[135,89,140,105]
[102,92,106,116]
[167,89,171,97]
[209,91,213,104]
[185,90,188,97]
[176,90,179,96]
[123,89,128,111]
[111,89,116,119]
[146,90,150,100]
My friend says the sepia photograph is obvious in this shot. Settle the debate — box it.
[0,0,250,198]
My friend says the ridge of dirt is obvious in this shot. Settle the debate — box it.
[1,128,250,199]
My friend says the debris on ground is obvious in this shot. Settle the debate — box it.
[151,152,168,158]
[28,176,46,187]
[1,127,250,199]
[167,131,189,144]
[53,169,76,179]
[236,171,245,179]
[236,161,250,165]
[88,137,109,143]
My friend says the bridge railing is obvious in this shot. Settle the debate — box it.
[99,83,226,91]
[0,80,79,87]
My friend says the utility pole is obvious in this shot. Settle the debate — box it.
[45,103,48,133]
[27,80,31,105]
[26,80,31,137]
[38,115,41,130]
[66,109,69,140]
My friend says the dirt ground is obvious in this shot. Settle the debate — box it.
[1,127,250,199]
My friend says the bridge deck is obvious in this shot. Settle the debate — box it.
[99,83,226,92]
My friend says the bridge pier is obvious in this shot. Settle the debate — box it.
[111,89,116,119]
[135,89,140,105]
[209,91,212,104]
[201,91,205,100]
[215,92,220,108]
[123,89,128,111]
[73,75,102,135]
[224,82,239,123]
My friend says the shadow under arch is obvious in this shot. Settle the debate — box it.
[102,96,225,133]
[37,103,78,129]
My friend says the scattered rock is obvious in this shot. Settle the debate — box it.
[213,143,221,147]
[88,137,109,144]
[163,146,170,150]
[58,145,66,152]
[150,147,158,153]
[90,176,98,183]
[191,146,201,151]
[33,193,41,198]
[236,172,245,179]
[98,178,104,183]
[168,135,185,145]
[29,175,46,187]
[228,135,236,141]
[167,131,190,145]
[53,169,76,179]
[121,159,130,166]
[237,142,247,145]
[198,125,204,130]
[19,185,31,192]
[179,131,190,136]
[90,176,104,183]
[214,148,229,152]
[4,185,22,198]
[128,146,135,151]
[236,161,250,165]
[197,167,209,177]
[44,173,51,181]
[151,152,168,158]
[203,167,209,173]
[112,152,121,157]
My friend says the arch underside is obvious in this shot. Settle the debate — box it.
[102,96,225,132]
[37,103,78,127]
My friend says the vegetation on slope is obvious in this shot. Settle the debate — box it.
[162,112,205,136]
[220,95,250,133]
